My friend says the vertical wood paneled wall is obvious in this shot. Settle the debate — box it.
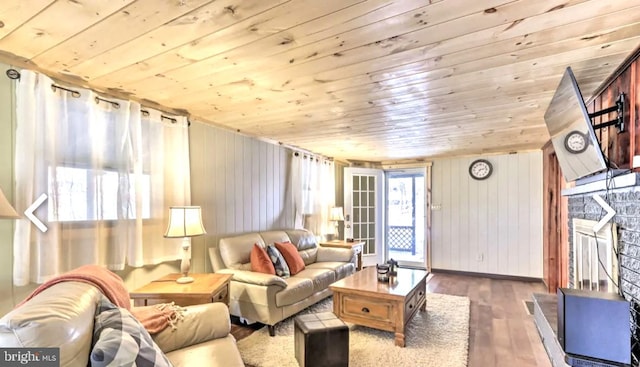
[542,142,569,292]
[189,122,294,273]
[431,151,543,277]
[542,49,640,292]
[587,48,640,169]
[0,62,16,313]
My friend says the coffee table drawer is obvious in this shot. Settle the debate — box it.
[404,279,426,319]
[212,284,229,304]
[341,294,394,324]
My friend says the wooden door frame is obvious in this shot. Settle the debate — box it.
[542,142,569,293]
[384,167,429,269]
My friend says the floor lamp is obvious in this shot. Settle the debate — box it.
[164,206,206,284]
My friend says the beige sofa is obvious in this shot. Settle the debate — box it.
[209,229,355,335]
[0,281,244,367]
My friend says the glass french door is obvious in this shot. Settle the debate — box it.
[344,168,384,267]
[385,168,427,268]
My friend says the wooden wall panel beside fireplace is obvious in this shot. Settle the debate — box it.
[585,46,640,169]
[542,47,640,293]
[542,141,569,293]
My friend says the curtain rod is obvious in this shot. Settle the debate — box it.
[5,68,191,126]
[95,96,119,109]
[140,109,187,126]
[293,151,334,163]
[51,84,80,97]
[6,69,20,80]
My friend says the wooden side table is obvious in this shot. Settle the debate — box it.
[320,240,365,271]
[130,273,232,307]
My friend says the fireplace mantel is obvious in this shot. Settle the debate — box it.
[561,172,640,196]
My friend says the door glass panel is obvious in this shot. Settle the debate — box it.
[351,174,377,256]
[345,167,384,266]
[386,170,426,267]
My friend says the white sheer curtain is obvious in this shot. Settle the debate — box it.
[290,152,335,237]
[13,70,190,285]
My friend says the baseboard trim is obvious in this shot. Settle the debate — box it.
[430,268,543,283]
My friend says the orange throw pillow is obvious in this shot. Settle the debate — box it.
[250,244,275,275]
[275,241,306,275]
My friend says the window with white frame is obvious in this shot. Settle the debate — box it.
[47,166,151,222]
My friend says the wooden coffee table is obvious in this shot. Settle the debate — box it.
[329,266,428,347]
[130,273,232,307]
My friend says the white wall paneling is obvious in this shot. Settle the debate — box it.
[431,151,543,278]
[189,122,293,273]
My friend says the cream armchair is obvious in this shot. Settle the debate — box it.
[0,281,244,367]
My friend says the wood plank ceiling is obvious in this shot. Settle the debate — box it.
[0,0,639,161]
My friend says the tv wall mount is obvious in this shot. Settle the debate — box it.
[589,93,625,133]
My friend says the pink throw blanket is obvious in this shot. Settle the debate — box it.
[16,265,182,334]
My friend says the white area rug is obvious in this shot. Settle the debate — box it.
[236,293,470,367]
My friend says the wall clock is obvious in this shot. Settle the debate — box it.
[469,159,493,180]
[564,130,588,154]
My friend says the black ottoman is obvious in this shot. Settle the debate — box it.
[294,312,349,367]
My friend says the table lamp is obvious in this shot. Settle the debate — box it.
[164,206,206,284]
[329,207,344,240]
[0,187,19,219]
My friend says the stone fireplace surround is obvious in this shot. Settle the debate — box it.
[564,172,640,303]
[534,172,640,366]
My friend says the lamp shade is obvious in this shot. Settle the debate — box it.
[164,206,206,238]
[0,188,19,219]
[329,207,344,222]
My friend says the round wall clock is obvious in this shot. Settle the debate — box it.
[469,159,493,180]
[564,130,588,154]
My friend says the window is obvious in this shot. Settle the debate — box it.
[14,69,191,284]
[48,166,151,222]
[45,97,154,222]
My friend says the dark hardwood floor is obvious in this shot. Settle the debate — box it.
[230,272,552,367]
[427,272,552,367]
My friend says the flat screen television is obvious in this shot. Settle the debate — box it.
[544,67,607,182]
[557,288,631,366]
